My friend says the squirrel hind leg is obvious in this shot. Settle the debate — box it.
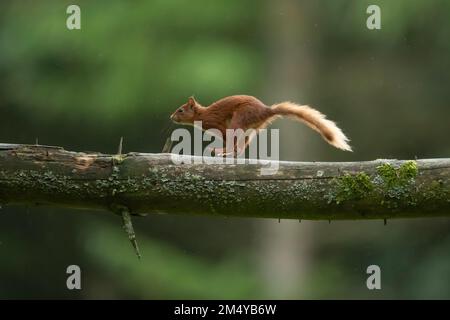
[226,113,261,156]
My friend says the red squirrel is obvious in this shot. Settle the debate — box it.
[170,95,352,156]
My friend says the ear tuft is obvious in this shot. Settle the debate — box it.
[187,96,197,108]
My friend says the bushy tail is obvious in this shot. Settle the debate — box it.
[271,102,352,151]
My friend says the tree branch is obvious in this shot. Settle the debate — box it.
[0,143,449,220]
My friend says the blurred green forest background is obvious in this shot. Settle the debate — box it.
[0,0,449,299]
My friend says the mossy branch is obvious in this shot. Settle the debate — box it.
[0,143,449,221]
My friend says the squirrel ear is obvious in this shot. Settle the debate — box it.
[187,96,197,108]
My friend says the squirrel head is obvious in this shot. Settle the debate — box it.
[170,96,199,124]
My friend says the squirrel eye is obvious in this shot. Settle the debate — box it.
[178,109,183,113]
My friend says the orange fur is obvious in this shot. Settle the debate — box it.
[271,102,352,151]
[170,95,352,153]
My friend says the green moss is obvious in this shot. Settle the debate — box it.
[398,161,418,180]
[376,161,418,188]
[376,163,397,187]
[326,162,421,207]
[375,161,419,207]
[332,172,374,204]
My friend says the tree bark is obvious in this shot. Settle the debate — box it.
[0,143,449,220]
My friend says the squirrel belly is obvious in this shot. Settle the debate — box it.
[170,95,352,152]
